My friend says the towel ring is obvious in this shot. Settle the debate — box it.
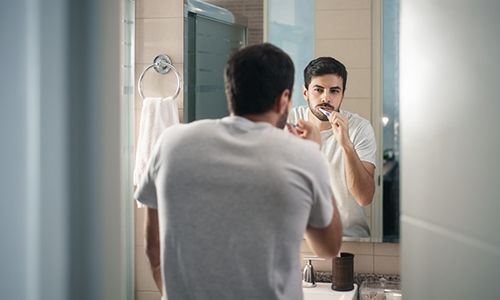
[138,54,182,100]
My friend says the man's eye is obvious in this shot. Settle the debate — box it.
[314,88,323,93]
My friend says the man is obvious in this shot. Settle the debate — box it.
[288,57,376,238]
[134,43,342,300]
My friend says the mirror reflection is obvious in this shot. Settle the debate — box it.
[183,0,400,243]
[288,57,377,239]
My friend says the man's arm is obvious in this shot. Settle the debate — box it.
[342,145,376,206]
[329,112,375,206]
[288,120,342,257]
[145,207,163,294]
[305,196,342,258]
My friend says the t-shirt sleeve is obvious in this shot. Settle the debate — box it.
[133,134,164,209]
[307,154,334,228]
[353,121,377,166]
[287,105,308,125]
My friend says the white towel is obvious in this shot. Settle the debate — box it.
[134,97,180,187]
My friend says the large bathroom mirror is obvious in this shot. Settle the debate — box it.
[182,0,399,243]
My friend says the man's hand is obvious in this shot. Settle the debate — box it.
[328,111,352,150]
[287,119,322,146]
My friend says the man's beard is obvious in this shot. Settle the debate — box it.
[307,98,337,121]
[276,105,289,129]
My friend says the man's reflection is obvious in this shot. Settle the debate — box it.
[288,57,377,237]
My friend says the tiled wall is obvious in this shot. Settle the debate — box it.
[315,0,372,121]
[301,241,399,275]
[135,0,185,126]
[135,1,184,299]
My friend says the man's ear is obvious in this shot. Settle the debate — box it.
[303,86,309,101]
[275,89,291,113]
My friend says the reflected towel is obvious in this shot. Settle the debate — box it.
[134,97,179,186]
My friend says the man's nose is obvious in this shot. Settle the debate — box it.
[321,93,332,103]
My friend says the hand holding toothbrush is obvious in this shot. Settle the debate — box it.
[286,119,322,146]
[318,107,353,150]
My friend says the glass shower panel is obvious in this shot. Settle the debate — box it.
[185,13,246,122]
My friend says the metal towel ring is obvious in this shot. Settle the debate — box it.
[138,54,182,100]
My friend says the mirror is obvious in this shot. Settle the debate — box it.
[184,0,399,243]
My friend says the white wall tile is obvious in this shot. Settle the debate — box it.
[353,254,373,273]
[301,238,313,253]
[373,243,399,256]
[316,10,371,39]
[316,0,370,10]
[135,18,184,64]
[135,246,160,292]
[315,39,371,69]
[136,291,162,300]
[135,206,146,247]
[136,0,183,19]
[340,241,373,255]
[300,252,377,273]
[373,255,399,274]
[344,68,371,98]
[341,97,371,122]
[313,257,333,272]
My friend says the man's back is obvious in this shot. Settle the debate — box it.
[137,116,333,300]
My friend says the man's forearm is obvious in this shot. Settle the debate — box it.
[145,207,163,294]
[342,145,375,206]
[305,196,342,258]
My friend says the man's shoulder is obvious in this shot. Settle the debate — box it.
[344,110,372,130]
[173,119,218,132]
[289,105,309,123]
[291,105,309,114]
[160,119,218,143]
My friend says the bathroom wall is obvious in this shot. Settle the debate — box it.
[400,0,500,298]
[134,1,184,299]
[301,241,399,275]
[315,0,373,122]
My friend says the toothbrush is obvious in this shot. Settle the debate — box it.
[318,107,332,118]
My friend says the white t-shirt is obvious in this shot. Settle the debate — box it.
[288,106,376,238]
[135,116,334,300]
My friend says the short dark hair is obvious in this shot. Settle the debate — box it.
[303,57,347,92]
[224,43,294,115]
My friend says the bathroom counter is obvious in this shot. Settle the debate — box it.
[315,271,400,285]
[303,283,358,300]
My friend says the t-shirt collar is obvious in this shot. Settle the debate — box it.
[221,115,274,131]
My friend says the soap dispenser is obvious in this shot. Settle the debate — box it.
[302,259,316,288]
[302,256,324,288]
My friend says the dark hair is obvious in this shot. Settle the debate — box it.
[303,57,347,92]
[224,43,294,115]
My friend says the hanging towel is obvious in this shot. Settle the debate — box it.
[134,97,180,186]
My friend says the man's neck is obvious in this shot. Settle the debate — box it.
[238,112,277,127]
